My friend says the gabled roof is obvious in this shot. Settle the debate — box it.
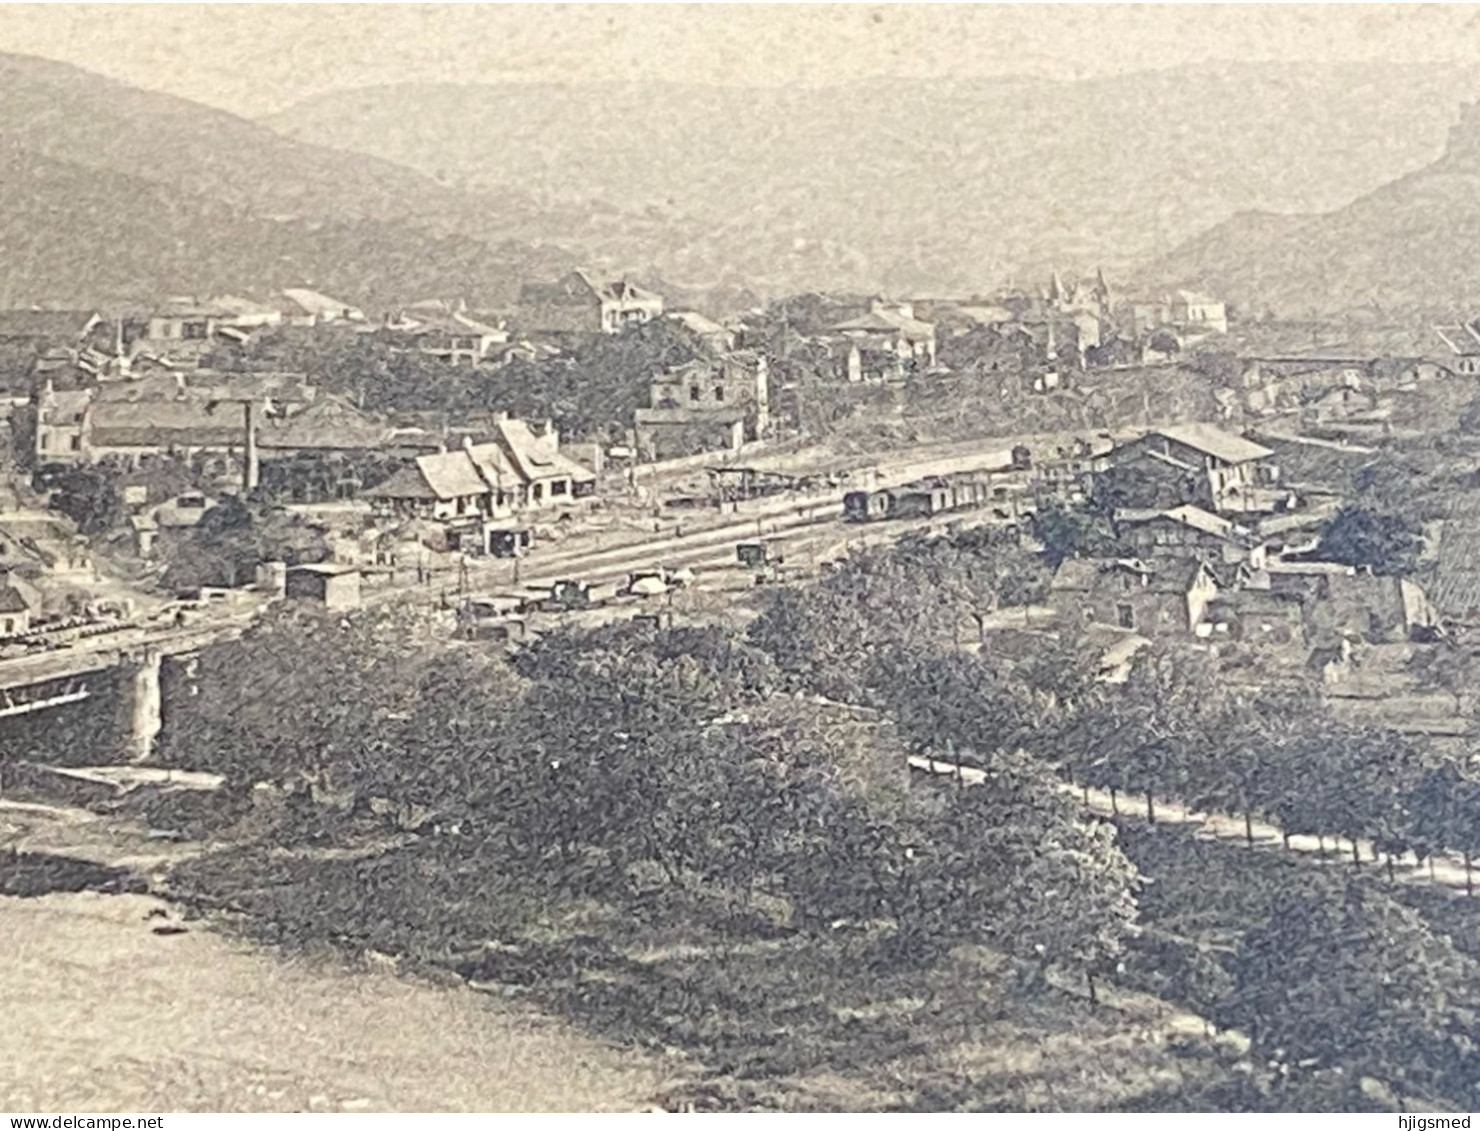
[1144,557,1216,594]
[0,568,41,611]
[1150,424,1274,465]
[38,388,93,420]
[369,430,594,502]
[1265,560,1358,576]
[1050,555,1210,595]
[583,272,661,306]
[1120,504,1239,541]
[0,583,33,614]
[393,310,505,339]
[0,528,51,569]
[831,309,935,340]
[1172,290,1222,306]
[1210,587,1305,614]
[211,295,283,319]
[416,450,492,501]
[94,373,192,402]
[288,562,360,576]
[149,299,231,319]
[464,442,520,487]
[490,417,595,484]
[87,400,247,449]
[1049,557,1104,592]
[258,397,390,451]
[367,464,442,501]
[1430,508,1480,615]
[636,406,749,426]
[520,270,661,308]
[667,310,732,341]
[280,288,363,319]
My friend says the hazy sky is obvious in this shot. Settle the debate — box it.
[2,4,1479,117]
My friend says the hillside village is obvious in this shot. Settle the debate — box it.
[4,270,1480,707]
[18,12,1480,1118]
[9,268,1480,773]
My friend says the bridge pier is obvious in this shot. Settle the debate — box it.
[118,648,163,763]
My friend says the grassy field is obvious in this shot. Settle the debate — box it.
[163,833,1237,1113]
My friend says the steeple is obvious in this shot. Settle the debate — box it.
[1094,267,1112,305]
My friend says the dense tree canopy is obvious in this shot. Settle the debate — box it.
[159,497,330,591]
[211,318,706,441]
[1217,876,1477,1103]
[1314,504,1422,576]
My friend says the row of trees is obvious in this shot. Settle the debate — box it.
[740,526,1480,1107]
[157,511,1480,1108]
[160,600,1141,993]
[745,524,1480,892]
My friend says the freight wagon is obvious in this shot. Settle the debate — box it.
[842,468,1027,524]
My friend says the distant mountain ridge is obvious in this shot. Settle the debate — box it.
[6,49,1480,313]
[1141,98,1480,320]
[262,64,1480,297]
[0,147,572,313]
[0,52,602,310]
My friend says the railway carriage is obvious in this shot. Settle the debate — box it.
[844,467,1025,524]
[843,489,892,522]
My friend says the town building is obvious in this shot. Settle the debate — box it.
[1048,556,1219,636]
[130,491,217,557]
[210,295,285,330]
[1114,504,1268,583]
[382,308,510,366]
[1096,425,1282,516]
[1433,319,1480,376]
[138,300,224,345]
[0,570,40,639]
[256,396,393,458]
[1170,291,1229,336]
[830,300,937,372]
[277,289,365,327]
[32,384,92,461]
[1202,587,1308,650]
[285,563,362,611]
[1121,291,1228,338]
[1245,560,1437,647]
[27,372,323,475]
[634,352,770,459]
[367,415,596,522]
[516,270,663,335]
[1045,270,1115,321]
[666,311,736,354]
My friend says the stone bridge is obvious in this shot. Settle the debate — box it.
[0,622,247,764]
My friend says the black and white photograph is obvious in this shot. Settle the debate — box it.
[4,1,1480,1116]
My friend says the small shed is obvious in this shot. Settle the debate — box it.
[0,572,37,638]
[284,563,362,611]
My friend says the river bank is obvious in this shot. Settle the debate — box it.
[0,888,673,1113]
[0,794,675,1114]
